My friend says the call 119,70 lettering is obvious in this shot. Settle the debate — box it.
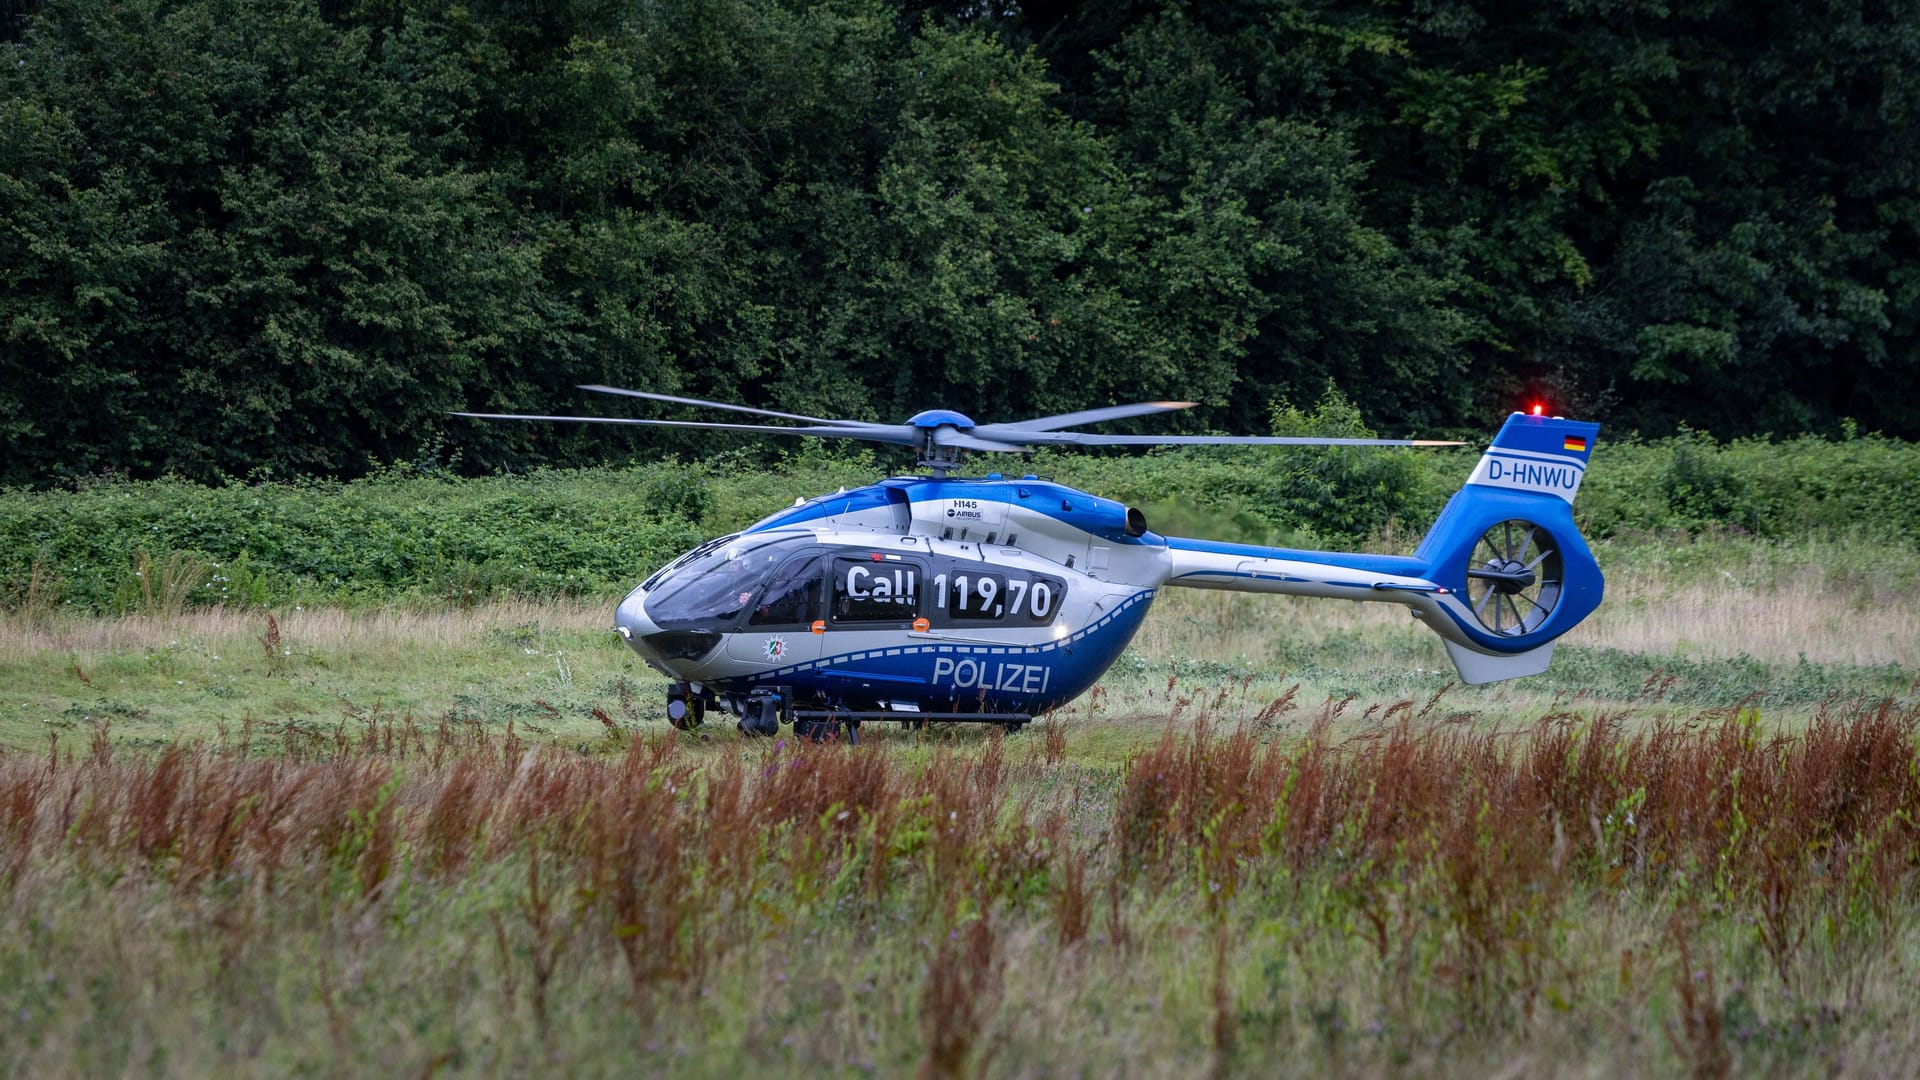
[841,565,1056,620]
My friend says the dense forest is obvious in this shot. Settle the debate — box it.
[3,0,1916,484]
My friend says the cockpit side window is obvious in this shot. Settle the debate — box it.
[748,555,824,626]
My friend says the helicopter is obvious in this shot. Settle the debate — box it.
[456,388,1602,739]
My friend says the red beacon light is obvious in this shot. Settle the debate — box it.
[1530,403,1544,416]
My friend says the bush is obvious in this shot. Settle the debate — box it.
[1576,429,1920,542]
[0,468,706,613]
[3,421,1917,613]
[1036,386,1459,548]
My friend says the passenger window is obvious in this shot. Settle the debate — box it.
[749,555,824,626]
[830,556,923,623]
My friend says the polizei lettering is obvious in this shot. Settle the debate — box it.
[932,657,1053,694]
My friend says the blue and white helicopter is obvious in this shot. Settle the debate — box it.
[458,389,1602,738]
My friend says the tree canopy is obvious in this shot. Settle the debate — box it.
[3,0,1914,484]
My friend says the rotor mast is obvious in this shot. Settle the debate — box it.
[918,441,964,479]
[904,409,979,478]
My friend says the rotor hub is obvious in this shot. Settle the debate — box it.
[1471,558,1538,596]
[905,409,976,431]
[1463,520,1563,636]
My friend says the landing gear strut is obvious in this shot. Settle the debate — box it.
[667,682,706,730]
[740,688,789,737]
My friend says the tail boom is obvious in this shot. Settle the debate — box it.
[1161,539,1504,669]
[1158,413,1605,684]
[1164,540,1435,601]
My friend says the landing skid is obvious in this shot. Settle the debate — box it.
[794,710,1033,725]
[789,709,1034,741]
[671,684,1034,739]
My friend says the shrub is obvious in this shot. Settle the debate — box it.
[4,420,1918,612]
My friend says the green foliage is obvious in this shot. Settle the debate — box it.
[1259,384,1434,543]
[0,0,556,481]
[1041,415,1920,553]
[0,0,1483,485]
[1575,429,1920,542]
[7,0,1918,484]
[1025,388,1450,548]
[7,422,1913,614]
[1314,0,1920,437]
[0,466,705,612]
[640,465,712,524]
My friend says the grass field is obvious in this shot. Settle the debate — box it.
[0,531,1916,1076]
[4,532,1914,754]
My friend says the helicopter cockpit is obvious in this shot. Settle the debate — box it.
[641,532,816,629]
[620,523,1077,675]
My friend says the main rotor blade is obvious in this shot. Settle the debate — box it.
[576,385,889,428]
[975,400,1197,435]
[977,431,1465,448]
[931,429,1030,452]
[452,412,920,446]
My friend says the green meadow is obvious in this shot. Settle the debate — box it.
[1,440,1917,1076]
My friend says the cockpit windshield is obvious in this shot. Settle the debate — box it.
[644,533,815,628]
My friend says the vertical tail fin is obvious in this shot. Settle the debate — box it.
[1462,412,1598,505]
[1414,412,1604,683]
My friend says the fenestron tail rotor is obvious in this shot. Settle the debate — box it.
[1464,519,1564,636]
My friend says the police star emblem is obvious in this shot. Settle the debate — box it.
[763,636,790,661]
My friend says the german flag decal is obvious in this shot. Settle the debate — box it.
[1564,436,1587,452]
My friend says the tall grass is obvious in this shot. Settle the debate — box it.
[2,580,1911,758]
[0,697,1914,1075]
[6,430,1918,615]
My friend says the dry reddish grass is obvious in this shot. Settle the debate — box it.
[1,696,1916,1075]
[7,699,1915,937]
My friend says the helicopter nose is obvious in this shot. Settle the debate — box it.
[614,589,660,656]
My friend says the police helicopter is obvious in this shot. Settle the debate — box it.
[456,388,1602,739]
